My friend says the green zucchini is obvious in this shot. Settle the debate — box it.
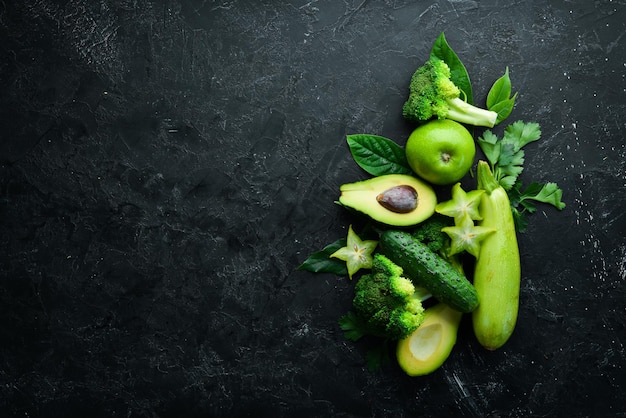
[472,161,521,350]
[379,230,479,313]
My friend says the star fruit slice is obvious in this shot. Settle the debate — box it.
[435,182,485,225]
[441,215,495,258]
[330,225,378,280]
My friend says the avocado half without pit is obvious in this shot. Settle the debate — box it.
[338,174,436,227]
[396,303,462,376]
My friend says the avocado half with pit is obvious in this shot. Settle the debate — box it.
[338,174,436,227]
[396,303,462,376]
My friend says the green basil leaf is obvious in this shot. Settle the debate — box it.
[298,238,348,275]
[490,93,518,124]
[347,134,412,176]
[487,67,513,108]
[487,68,517,124]
[430,32,473,104]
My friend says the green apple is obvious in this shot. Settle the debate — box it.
[405,119,476,186]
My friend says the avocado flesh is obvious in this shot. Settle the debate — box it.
[338,174,436,227]
[396,303,462,376]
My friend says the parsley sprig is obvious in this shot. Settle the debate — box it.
[478,121,566,231]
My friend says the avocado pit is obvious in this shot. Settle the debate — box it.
[376,185,418,213]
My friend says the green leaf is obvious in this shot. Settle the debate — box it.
[495,144,525,189]
[479,129,499,145]
[511,206,528,233]
[346,134,412,176]
[499,174,519,191]
[502,121,541,151]
[487,67,512,108]
[511,181,541,199]
[500,166,525,185]
[298,238,348,275]
[365,340,392,371]
[499,153,525,177]
[520,200,538,213]
[484,121,565,231]
[339,311,368,341]
[487,68,517,124]
[430,32,473,104]
[519,182,567,210]
[490,93,518,124]
[477,130,501,168]
[508,181,566,232]
[497,143,523,167]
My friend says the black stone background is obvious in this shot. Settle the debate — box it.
[1,1,625,417]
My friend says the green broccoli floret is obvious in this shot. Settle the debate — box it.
[411,214,464,274]
[341,254,425,341]
[402,56,498,128]
[411,214,454,254]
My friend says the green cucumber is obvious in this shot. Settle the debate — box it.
[379,230,479,313]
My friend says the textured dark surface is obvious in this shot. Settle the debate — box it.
[1,1,625,417]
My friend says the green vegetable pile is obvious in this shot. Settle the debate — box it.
[299,33,566,374]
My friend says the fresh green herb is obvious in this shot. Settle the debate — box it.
[364,340,393,371]
[509,181,567,232]
[487,67,518,124]
[477,121,566,231]
[339,312,394,371]
[330,225,378,280]
[478,121,542,190]
[346,134,412,177]
[338,311,369,341]
[297,238,348,275]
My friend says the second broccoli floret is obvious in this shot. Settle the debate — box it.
[351,254,425,340]
[402,56,498,128]
[411,214,465,274]
[411,214,454,254]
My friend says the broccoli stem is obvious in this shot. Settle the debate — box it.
[445,97,498,128]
